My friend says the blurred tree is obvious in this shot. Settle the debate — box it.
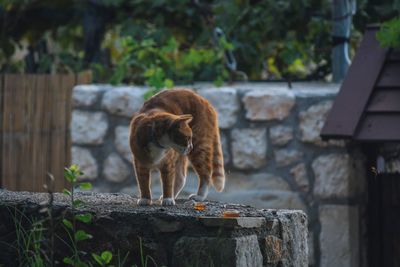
[0,0,398,82]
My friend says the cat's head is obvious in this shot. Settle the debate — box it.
[167,114,193,155]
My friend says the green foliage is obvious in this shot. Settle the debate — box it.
[10,208,47,267]
[0,0,339,83]
[92,251,113,266]
[5,164,162,266]
[62,164,94,266]
[377,17,400,48]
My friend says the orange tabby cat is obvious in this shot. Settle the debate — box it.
[129,89,225,206]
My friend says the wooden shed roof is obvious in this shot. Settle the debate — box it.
[321,26,400,142]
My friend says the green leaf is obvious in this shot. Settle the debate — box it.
[164,79,174,89]
[75,213,92,224]
[101,251,113,264]
[73,199,84,207]
[63,219,73,230]
[79,182,92,190]
[92,253,104,266]
[70,164,79,172]
[63,188,71,196]
[75,230,93,241]
[376,18,400,48]
[64,168,76,183]
[63,257,74,265]
[75,262,89,267]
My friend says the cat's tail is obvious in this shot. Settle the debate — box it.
[211,134,225,192]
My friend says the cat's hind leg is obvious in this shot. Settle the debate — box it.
[174,155,188,199]
[188,149,212,201]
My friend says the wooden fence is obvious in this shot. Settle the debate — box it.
[0,73,91,192]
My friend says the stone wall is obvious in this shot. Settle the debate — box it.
[70,82,364,267]
[0,190,308,267]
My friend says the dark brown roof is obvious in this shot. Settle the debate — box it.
[321,26,400,142]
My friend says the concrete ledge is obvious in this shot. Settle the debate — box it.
[199,216,266,228]
[0,190,308,267]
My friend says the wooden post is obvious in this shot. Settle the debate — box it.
[332,0,355,82]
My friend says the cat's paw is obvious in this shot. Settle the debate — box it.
[162,198,176,206]
[188,194,206,202]
[137,198,152,206]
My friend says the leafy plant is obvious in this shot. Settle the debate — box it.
[377,17,400,48]
[92,250,113,266]
[62,164,94,266]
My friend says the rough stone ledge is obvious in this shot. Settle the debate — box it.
[0,190,308,267]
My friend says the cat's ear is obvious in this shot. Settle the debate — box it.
[177,114,193,124]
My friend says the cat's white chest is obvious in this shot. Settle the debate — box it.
[148,144,167,164]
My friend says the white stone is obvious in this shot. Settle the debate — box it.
[312,154,356,198]
[277,210,309,267]
[102,86,146,117]
[242,88,295,121]
[270,125,293,146]
[299,101,344,146]
[220,172,291,192]
[103,153,130,183]
[231,128,267,169]
[290,163,309,193]
[72,85,106,107]
[71,146,98,180]
[220,131,230,164]
[115,126,132,162]
[319,205,359,267]
[197,88,239,129]
[71,111,108,145]
[208,189,306,211]
[385,159,400,173]
[274,149,303,167]
[308,234,314,265]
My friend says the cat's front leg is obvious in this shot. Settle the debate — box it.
[134,162,152,206]
[160,163,176,206]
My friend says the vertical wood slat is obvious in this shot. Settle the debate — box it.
[0,74,76,192]
[2,75,18,190]
[0,75,2,188]
[62,75,75,190]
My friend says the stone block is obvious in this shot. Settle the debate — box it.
[299,100,344,146]
[102,86,145,117]
[220,131,230,164]
[72,85,106,107]
[242,88,295,121]
[115,126,132,162]
[312,154,356,199]
[198,87,240,129]
[173,235,263,267]
[71,110,108,145]
[319,205,359,267]
[199,217,265,228]
[209,190,306,211]
[225,172,290,191]
[231,128,267,169]
[150,218,183,233]
[264,235,283,264]
[277,210,308,267]
[290,163,309,193]
[274,149,303,167]
[308,234,315,265]
[103,153,130,183]
[0,190,307,267]
[71,146,98,180]
[270,125,293,146]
